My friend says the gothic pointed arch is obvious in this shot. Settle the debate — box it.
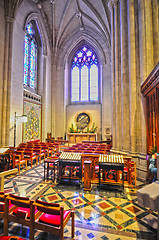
[70,44,99,103]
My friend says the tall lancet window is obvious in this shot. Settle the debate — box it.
[23,22,37,90]
[71,46,99,103]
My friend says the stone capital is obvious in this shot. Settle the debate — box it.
[112,0,119,6]
[108,0,113,11]
[5,16,14,23]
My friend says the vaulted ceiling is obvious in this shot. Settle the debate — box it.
[32,0,111,52]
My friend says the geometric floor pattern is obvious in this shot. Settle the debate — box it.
[0,162,158,240]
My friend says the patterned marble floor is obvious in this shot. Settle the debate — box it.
[0,162,158,240]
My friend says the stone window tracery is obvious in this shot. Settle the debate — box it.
[71,46,99,103]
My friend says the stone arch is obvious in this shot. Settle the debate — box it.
[63,35,108,107]
[24,12,47,56]
[59,32,108,68]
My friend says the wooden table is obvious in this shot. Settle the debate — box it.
[58,152,82,184]
[0,148,12,171]
[99,162,124,190]
[67,133,97,144]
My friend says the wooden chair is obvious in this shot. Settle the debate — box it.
[44,156,59,182]
[23,149,38,168]
[47,143,59,154]
[33,146,45,163]
[0,192,6,220]
[30,199,75,240]
[3,194,35,238]
[40,142,52,157]
[0,192,17,220]
[13,150,27,174]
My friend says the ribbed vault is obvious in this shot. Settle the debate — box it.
[31,0,111,53]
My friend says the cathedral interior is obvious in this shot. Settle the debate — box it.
[0,0,159,239]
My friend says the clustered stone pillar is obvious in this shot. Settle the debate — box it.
[119,0,130,153]
[108,1,116,150]
[114,0,119,151]
[109,0,127,154]
[152,0,159,66]
[127,0,137,155]
[0,0,22,146]
[1,16,14,146]
[42,55,46,140]
[108,0,159,179]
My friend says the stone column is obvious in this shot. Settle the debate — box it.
[138,0,148,157]
[1,15,14,146]
[117,1,122,152]
[51,61,57,136]
[108,0,116,150]
[42,55,46,141]
[152,0,159,66]
[114,0,119,151]
[1,0,21,146]
[56,65,65,138]
[127,0,137,155]
[145,0,154,73]
[119,0,130,153]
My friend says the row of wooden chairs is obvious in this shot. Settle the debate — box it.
[12,142,60,174]
[64,143,108,154]
[0,192,74,240]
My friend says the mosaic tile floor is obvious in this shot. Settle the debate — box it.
[0,162,158,240]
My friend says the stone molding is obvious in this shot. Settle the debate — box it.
[23,89,42,104]
[108,1,114,11]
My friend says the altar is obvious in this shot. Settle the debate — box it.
[67,133,98,143]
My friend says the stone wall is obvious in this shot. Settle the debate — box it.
[0,1,5,145]
[108,0,159,180]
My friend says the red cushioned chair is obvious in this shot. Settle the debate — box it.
[30,199,75,240]
[0,192,16,220]
[23,149,38,168]
[33,146,45,163]
[3,194,38,239]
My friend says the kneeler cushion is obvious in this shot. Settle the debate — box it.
[0,202,4,212]
[0,237,25,240]
[16,209,28,219]
[39,210,70,226]
[13,206,38,218]
[0,202,14,212]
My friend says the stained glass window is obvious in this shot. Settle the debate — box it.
[23,22,37,90]
[71,46,99,102]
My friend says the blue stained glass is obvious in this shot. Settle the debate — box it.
[81,65,88,101]
[82,46,87,52]
[30,40,37,89]
[86,50,92,57]
[90,65,98,101]
[71,45,98,102]
[71,66,79,102]
[23,22,37,90]
[26,23,34,37]
[77,52,83,58]
[24,36,29,85]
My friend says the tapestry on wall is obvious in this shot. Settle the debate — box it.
[23,101,41,142]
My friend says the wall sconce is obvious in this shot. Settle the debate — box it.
[14,112,27,147]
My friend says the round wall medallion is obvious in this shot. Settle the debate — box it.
[76,113,90,130]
